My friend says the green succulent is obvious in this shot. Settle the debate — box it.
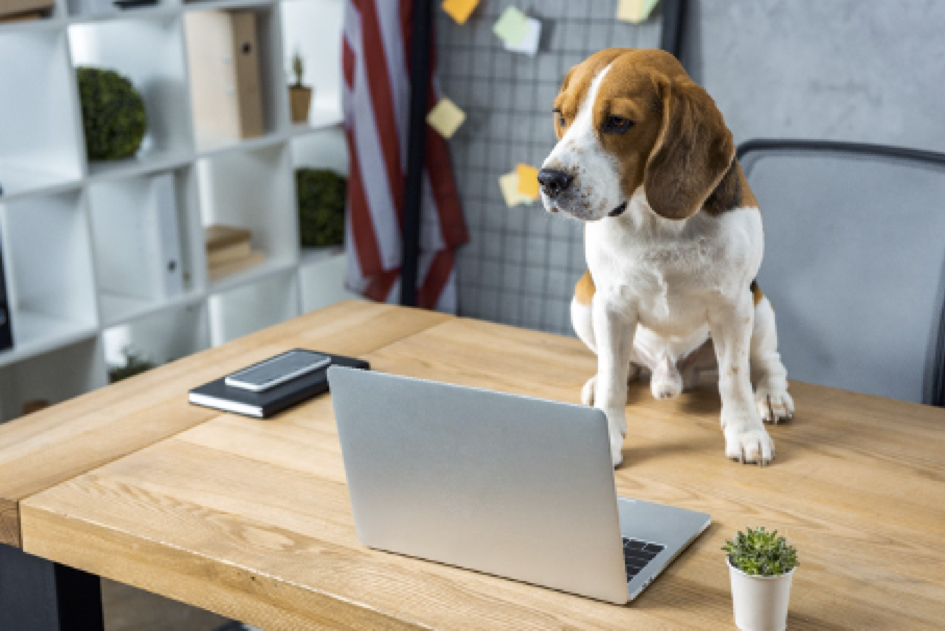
[108,347,156,384]
[77,66,147,161]
[723,527,799,576]
[296,168,347,247]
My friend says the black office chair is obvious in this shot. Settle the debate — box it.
[739,139,945,406]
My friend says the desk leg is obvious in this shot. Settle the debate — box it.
[0,544,105,631]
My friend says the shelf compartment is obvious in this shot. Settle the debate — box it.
[197,142,298,287]
[68,14,194,176]
[0,336,106,423]
[103,300,210,376]
[208,270,298,345]
[87,167,204,326]
[184,3,288,153]
[280,0,343,128]
[0,189,100,366]
[0,29,84,198]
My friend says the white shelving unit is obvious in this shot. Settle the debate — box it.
[0,0,360,422]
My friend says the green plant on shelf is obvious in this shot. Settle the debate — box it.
[108,347,157,384]
[296,168,346,247]
[723,526,799,576]
[291,49,306,88]
[77,66,148,161]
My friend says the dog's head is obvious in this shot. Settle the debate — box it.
[539,49,735,222]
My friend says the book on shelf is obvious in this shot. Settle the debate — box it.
[205,224,264,280]
[208,250,265,280]
[184,10,265,140]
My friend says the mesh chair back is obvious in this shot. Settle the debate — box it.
[740,140,945,405]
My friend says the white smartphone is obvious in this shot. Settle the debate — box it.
[225,350,332,392]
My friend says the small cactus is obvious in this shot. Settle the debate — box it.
[723,527,799,576]
[291,49,305,87]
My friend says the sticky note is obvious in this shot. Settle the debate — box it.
[516,163,540,200]
[493,6,530,45]
[499,170,533,207]
[503,16,541,56]
[426,97,466,139]
[441,0,478,25]
[617,0,660,24]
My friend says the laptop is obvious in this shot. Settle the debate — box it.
[327,366,710,604]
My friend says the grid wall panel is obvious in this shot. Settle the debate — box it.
[436,2,662,334]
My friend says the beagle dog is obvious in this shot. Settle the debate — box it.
[538,49,793,467]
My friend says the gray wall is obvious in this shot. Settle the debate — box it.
[683,0,945,153]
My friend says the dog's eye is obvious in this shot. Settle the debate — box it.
[603,115,633,134]
[553,109,566,127]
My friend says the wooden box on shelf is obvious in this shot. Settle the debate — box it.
[0,0,53,21]
[205,224,264,280]
[184,9,264,141]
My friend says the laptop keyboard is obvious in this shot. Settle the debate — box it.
[622,538,665,582]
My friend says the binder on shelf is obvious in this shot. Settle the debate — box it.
[184,10,265,140]
[149,173,184,299]
[0,229,14,353]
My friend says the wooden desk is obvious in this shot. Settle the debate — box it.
[4,303,945,629]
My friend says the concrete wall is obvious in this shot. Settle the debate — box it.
[682,0,945,153]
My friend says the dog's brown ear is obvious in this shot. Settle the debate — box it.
[644,78,735,220]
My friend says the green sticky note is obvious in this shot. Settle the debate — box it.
[493,6,529,45]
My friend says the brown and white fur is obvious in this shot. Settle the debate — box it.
[538,49,793,467]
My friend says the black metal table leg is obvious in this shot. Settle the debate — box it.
[1,543,104,631]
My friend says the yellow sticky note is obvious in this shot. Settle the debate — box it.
[426,97,466,139]
[441,0,479,25]
[499,170,533,207]
[516,163,540,200]
[617,0,660,24]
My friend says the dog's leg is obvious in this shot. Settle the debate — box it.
[708,293,775,465]
[592,293,636,467]
[750,296,794,423]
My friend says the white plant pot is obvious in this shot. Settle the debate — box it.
[727,558,796,631]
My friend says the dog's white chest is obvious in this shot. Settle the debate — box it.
[585,195,764,339]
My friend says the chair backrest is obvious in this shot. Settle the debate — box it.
[740,140,945,406]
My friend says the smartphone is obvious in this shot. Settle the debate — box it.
[225,350,331,392]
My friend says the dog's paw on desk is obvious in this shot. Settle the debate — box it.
[723,422,775,466]
[755,386,795,424]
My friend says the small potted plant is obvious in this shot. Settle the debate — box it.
[288,48,312,124]
[723,527,799,631]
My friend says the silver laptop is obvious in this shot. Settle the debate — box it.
[327,366,710,604]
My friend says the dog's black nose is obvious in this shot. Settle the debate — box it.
[537,168,574,198]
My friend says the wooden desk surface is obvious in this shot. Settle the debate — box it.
[0,301,451,547]
[10,306,945,629]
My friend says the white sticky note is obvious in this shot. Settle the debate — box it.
[499,170,534,207]
[503,16,541,56]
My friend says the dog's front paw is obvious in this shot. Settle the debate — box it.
[610,429,624,467]
[754,386,795,424]
[724,422,775,466]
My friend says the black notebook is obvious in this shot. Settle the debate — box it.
[188,351,369,418]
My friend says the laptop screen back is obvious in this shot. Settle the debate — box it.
[328,366,630,603]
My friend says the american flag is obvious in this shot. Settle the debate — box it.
[342,0,468,311]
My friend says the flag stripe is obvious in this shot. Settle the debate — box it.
[343,0,468,313]
[354,0,406,220]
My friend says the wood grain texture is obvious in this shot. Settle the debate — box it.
[0,301,449,548]
[19,314,945,629]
